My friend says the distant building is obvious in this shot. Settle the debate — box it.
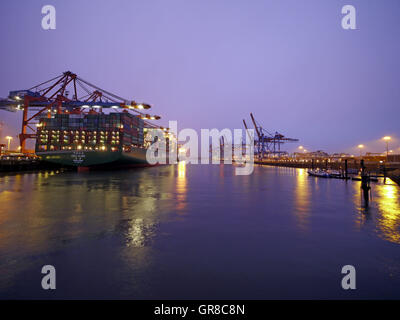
[294,150,329,159]
[310,150,330,157]
[331,153,351,158]
[387,154,400,164]
[365,152,383,156]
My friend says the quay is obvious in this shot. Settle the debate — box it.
[0,154,62,173]
[253,155,400,186]
[255,157,399,171]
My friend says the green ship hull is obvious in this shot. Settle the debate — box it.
[37,147,150,168]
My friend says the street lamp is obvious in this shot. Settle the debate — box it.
[382,136,391,157]
[297,146,304,157]
[358,144,364,157]
[5,136,12,151]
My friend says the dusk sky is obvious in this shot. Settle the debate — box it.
[0,0,399,153]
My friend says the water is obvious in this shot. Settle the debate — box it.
[1,163,400,299]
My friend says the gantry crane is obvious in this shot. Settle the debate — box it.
[243,113,298,159]
[0,71,167,153]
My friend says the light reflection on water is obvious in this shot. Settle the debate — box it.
[374,181,400,244]
[0,166,400,299]
[126,218,157,248]
[294,168,310,232]
[123,163,188,248]
[351,177,400,245]
[176,161,187,213]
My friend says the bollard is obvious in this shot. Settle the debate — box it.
[361,175,371,206]
[383,164,387,184]
[360,160,370,207]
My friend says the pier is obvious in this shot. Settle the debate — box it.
[0,154,62,172]
[253,156,400,185]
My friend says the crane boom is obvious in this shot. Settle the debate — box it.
[0,71,165,152]
[243,119,253,141]
[244,112,299,158]
[250,113,261,139]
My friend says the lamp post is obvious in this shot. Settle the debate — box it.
[358,144,364,157]
[297,146,304,159]
[5,136,12,151]
[383,136,391,157]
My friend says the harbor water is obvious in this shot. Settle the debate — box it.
[1,163,400,299]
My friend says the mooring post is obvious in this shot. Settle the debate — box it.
[345,159,348,179]
[383,164,387,184]
[360,159,370,207]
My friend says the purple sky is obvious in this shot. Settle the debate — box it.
[0,0,399,153]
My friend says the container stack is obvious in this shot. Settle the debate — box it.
[36,112,145,152]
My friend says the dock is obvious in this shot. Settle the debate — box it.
[0,155,62,173]
[254,157,400,185]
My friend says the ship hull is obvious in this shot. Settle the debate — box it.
[37,148,150,168]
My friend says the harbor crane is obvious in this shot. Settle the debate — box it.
[243,113,299,159]
[0,71,166,153]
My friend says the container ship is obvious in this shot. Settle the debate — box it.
[0,71,174,168]
[35,110,172,168]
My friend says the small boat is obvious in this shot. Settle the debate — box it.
[327,170,342,178]
[307,169,330,178]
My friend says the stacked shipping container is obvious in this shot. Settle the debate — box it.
[36,112,145,152]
